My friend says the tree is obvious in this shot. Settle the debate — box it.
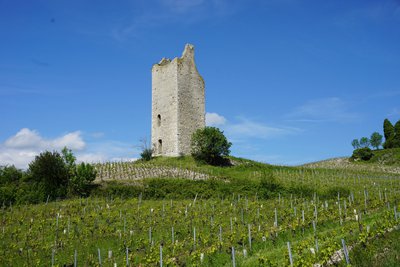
[393,120,400,148]
[28,151,69,199]
[69,162,96,196]
[61,147,97,196]
[359,137,370,148]
[62,147,76,172]
[351,139,360,149]
[191,127,232,165]
[351,147,374,161]
[383,118,395,149]
[370,132,383,150]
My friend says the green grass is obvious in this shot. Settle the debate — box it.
[2,154,400,266]
[346,227,400,266]
[367,148,400,166]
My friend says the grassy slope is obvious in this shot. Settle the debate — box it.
[348,227,400,267]
[368,148,400,166]
[3,155,400,266]
[302,148,400,174]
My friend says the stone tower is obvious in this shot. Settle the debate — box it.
[151,44,205,156]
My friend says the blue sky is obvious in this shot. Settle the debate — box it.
[1,0,400,168]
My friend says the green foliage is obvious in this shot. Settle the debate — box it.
[0,165,23,185]
[394,120,400,148]
[259,171,280,198]
[351,147,374,161]
[350,225,400,266]
[359,137,370,148]
[28,151,69,199]
[370,132,383,150]
[191,126,232,165]
[383,118,394,140]
[140,148,153,161]
[69,162,97,196]
[383,118,395,149]
[351,139,360,149]
[1,148,97,204]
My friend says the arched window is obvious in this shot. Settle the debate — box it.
[158,139,162,154]
[157,114,161,127]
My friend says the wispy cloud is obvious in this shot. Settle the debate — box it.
[226,117,301,139]
[388,107,400,118]
[161,0,205,13]
[111,0,241,41]
[0,129,137,169]
[286,97,359,123]
[334,0,400,27]
[207,112,301,140]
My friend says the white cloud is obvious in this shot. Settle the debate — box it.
[0,129,86,169]
[0,129,138,169]
[4,128,85,151]
[50,132,86,150]
[5,128,44,149]
[206,112,227,126]
[286,97,359,123]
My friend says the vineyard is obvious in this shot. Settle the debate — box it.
[1,157,400,266]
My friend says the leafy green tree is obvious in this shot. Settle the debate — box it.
[0,165,24,204]
[69,162,96,196]
[28,151,69,199]
[370,132,383,150]
[62,147,76,173]
[351,139,360,149]
[351,147,374,161]
[394,120,400,148]
[61,147,97,196]
[359,137,370,148]
[191,127,232,165]
[0,165,23,185]
[383,118,395,149]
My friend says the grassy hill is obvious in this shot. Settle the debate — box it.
[366,148,400,166]
[302,148,400,174]
[2,154,400,266]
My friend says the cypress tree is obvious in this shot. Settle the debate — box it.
[393,120,400,148]
[383,119,395,149]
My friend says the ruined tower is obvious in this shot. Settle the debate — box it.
[151,44,205,156]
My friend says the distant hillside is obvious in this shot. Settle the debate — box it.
[367,148,400,165]
[302,148,400,174]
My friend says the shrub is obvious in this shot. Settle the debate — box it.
[140,148,153,161]
[28,151,69,199]
[351,147,374,161]
[191,127,232,165]
[69,162,97,196]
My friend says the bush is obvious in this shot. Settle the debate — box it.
[69,162,97,196]
[28,151,69,199]
[191,127,232,165]
[140,148,153,161]
[351,147,374,161]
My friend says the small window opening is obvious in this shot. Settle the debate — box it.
[158,139,163,154]
[157,114,161,127]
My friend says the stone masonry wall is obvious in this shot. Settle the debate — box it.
[151,44,205,156]
[177,45,205,155]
